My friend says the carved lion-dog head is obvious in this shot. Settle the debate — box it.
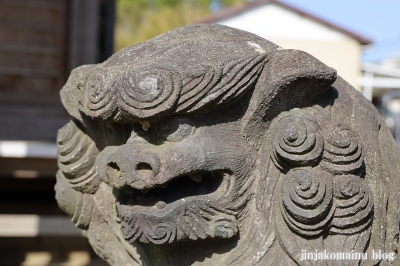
[55,24,400,266]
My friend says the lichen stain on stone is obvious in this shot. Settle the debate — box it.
[247,41,266,54]
[140,121,151,131]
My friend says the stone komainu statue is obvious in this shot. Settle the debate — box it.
[55,24,400,265]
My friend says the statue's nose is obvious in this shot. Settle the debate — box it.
[95,145,160,190]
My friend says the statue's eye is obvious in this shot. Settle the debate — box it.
[156,117,194,142]
[105,122,131,145]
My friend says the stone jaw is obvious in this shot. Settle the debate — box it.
[55,24,400,265]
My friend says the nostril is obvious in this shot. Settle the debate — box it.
[136,162,153,179]
[136,162,152,171]
[106,162,121,185]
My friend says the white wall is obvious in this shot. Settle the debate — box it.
[217,4,362,90]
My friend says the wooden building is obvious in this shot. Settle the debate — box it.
[0,0,114,265]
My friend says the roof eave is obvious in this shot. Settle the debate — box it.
[196,0,372,45]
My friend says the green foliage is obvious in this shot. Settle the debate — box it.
[115,0,246,51]
[221,0,246,6]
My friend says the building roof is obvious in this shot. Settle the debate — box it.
[362,62,400,78]
[198,0,372,45]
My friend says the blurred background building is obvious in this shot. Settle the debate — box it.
[199,0,371,91]
[361,58,400,147]
[0,0,113,265]
[1,0,400,265]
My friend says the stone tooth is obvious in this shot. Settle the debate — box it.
[189,173,202,182]
[155,201,167,209]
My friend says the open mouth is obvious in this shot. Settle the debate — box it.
[115,170,238,244]
[116,170,232,210]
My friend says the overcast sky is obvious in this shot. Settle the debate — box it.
[278,0,400,63]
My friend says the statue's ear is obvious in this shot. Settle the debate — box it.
[251,49,337,121]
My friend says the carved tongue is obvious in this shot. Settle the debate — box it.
[189,173,202,182]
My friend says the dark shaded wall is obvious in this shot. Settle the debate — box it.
[0,1,114,265]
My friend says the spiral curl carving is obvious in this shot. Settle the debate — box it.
[84,69,116,119]
[270,110,324,171]
[121,214,139,243]
[281,167,334,236]
[82,67,181,120]
[119,68,180,118]
[119,202,238,245]
[145,223,177,244]
[78,54,268,121]
[320,123,364,175]
[57,121,100,193]
[331,175,373,234]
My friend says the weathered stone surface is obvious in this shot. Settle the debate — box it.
[55,24,400,265]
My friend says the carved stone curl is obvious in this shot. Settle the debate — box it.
[269,109,324,171]
[272,106,376,265]
[331,175,373,234]
[321,123,364,175]
[280,167,334,236]
[57,120,100,193]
